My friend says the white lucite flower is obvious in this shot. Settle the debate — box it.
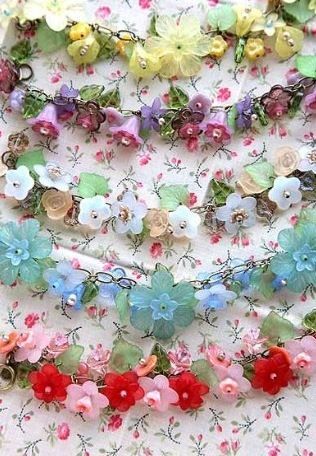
[216,193,257,234]
[297,145,316,174]
[23,0,85,32]
[78,195,111,229]
[34,162,72,192]
[268,176,302,210]
[112,191,148,235]
[168,205,201,239]
[251,13,285,36]
[4,166,34,200]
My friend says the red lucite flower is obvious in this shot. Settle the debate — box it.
[251,347,293,395]
[169,372,209,410]
[28,364,72,403]
[0,59,19,94]
[101,371,144,412]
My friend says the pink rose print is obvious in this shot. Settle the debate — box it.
[217,87,231,102]
[139,0,152,8]
[150,242,163,258]
[57,422,70,440]
[107,414,123,431]
[24,313,40,328]
[95,6,111,19]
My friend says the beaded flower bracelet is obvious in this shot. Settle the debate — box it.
[0,213,315,339]
[12,2,316,79]
[0,309,316,417]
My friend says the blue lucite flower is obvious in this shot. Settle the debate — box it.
[0,219,52,285]
[43,260,86,296]
[99,268,128,306]
[62,283,85,311]
[270,223,316,292]
[129,269,197,339]
[195,284,237,310]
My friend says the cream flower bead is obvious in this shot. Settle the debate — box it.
[274,146,299,176]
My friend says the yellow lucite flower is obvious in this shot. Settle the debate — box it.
[233,5,262,37]
[245,37,265,61]
[308,0,316,13]
[69,22,92,41]
[275,26,304,59]
[67,33,100,65]
[144,15,210,78]
[251,13,285,37]
[129,43,161,78]
[209,35,228,59]
[116,33,134,56]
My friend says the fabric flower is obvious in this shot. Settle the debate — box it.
[261,86,291,119]
[34,163,72,192]
[64,381,109,419]
[237,171,266,195]
[233,5,262,36]
[168,344,192,375]
[188,94,212,115]
[129,269,197,339]
[270,223,316,292]
[285,336,316,375]
[251,12,285,36]
[206,344,231,368]
[297,145,316,174]
[4,166,34,200]
[236,95,254,129]
[23,0,85,32]
[78,195,111,229]
[43,260,86,296]
[168,205,201,239]
[268,176,301,210]
[112,191,147,235]
[209,35,228,59]
[274,146,299,176]
[216,193,257,234]
[28,104,61,138]
[215,364,251,401]
[129,43,161,78]
[251,347,293,395]
[145,209,169,237]
[195,284,237,310]
[144,15,210,78]
[0,219,52,285]
[41,189,73,220]
[14,325,50,363]
[169,372,209,410]
[101,371,144,412]
[75,102,105,132]
[109,116,143,148]
[86,345,111,380]
[9,88,26,112]
[98,268,129,306]
[244,38,265,61]
[0,58,19,94]
[29,364,72,403]
[0,331,19,355]
[204,111,232,146]
[141,97,165,132]
[139,375,179,412]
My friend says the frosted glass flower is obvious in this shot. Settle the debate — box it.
[14,325,50,363]
[233,5,262,37]
[34,163,72,192]
[43,260,86,296]
[112,191,147,235]
[214,364,251,401]
[297,145,316,174]
[195,284,237,310]
[285,336,316,375]
[251,13,285,36]
[216,193,257,234]
[139,375,179,412]
[0,219,52,286]
[144,15,210,78]
[4,166,34,200]
[129,43,161,78]
[168,205,201,239]
[268,176,301,210]
[64,381,109,419]
[23,0,85,32]
[78,195,111,229]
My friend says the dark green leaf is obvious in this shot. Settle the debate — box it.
[260,311,295,344]
[10,40,32,64]
[148,15,158,36]
[167,86,189,109]
[109,338,143,373]
[37,21,67,53]
[303,309,316,331]
[82,282,99,304]
[95,32,117,60]
[209,179,234,206]
[159,112,175,139]
[98,88,121,108]
[55,345,84,374]
[235,37,246,64]
[151,343,171,375]
[22,93,47,119]
[80,85,105,101]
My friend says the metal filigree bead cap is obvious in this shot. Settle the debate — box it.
[7,132,30,155]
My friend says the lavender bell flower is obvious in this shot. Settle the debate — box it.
[9,88,26,112]
[236,94,254,129]
[141,97,166,131]
[188,94,211,114]
[109,116,143,148]
[28,103,61,138]
[204,111,232,145]
[104,107,125,126]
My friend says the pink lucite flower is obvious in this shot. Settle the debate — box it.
[86,344,111,379]
[206,344,231,368]
[188,94,212,114]
[46,332,69,359]
[215,364,251,401]
[261,86,291,119]
[64,381,109,420]
[204,112,232,145]
[109,116,143,148]
[28,104,61,138]
[168,343,192,375]
[304,90,316,114]
[285,335,316,375]
[104,107,125,126]
[139,375,179,412]
[178,122,200,139]
[57,422,70,440]
[14,325,50,363]
[242,328,268,355]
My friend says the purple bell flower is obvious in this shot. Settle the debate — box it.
[236,94,254,129]
[104,107,125,126]
[109,116,143,148]
[28,103,61,138]
[9,88,26,112]
[54,84,79,120]
[188,94,211,114]
[141,97,165,131]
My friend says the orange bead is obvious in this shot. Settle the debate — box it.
[135,355,158,376]
[0,331,19,354]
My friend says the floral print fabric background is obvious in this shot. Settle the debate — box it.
[0,0,316,455]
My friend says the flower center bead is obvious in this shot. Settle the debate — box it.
[90,210,98,219]
[182,392,189,399]
[118,206,132,222]
[66,293,77,306]
[45,386,52,393]
[138,58,147,69]
[212,128,222,139]
[179,221,187,229]
[121,137,131,146]
[270,373,277,380]
[308,150,316,164]
[12,181,20,188]
[283,191,291,198]
[48,165,63,178]
[293,352,311,370]
[120,390,127,397]
[40,127,50,136]
[231,209,248,224]
[219,378,239,395]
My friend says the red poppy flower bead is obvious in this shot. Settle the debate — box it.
[101,371,144,412]
[169,371,209,410]
[28,364,72,403]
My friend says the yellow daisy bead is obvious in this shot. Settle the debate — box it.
[209,35,228,59]
[129,43,161,78]
[245,37,265,61]
[69,22,92,41]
